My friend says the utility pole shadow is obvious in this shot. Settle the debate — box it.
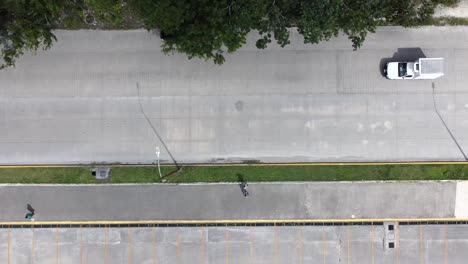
[136,82,181,178]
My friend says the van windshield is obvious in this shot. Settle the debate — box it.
[398,63,407,77]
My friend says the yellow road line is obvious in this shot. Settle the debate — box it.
[80,226,83,264]
[249,225,253,264]
[128,229,132,264]
[152,226,156,264]
[56,226,59,264]
[323,228,326,264]
[298,225,302,264]
[3,160,468,168]
[201,226,205,264]
[179,161,468,166]
[4,217,468,226]
[420,225,424,264]
[0,165,82,168]
[104,225,108,264]
[347,225,350,264]
[395,223,400,264]
[444,225,448,264]
[7,226,10,264]
[371,224,374,264]
[225,225,229,264]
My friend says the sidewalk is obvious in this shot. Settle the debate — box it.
[0,181,458,222]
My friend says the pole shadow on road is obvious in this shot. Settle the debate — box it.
[379,47,426,77]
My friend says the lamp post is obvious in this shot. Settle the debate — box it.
[155,146,162,180]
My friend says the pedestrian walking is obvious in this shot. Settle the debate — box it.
[25,213,34,220]
[241,182,248,192]
[242,182,249,197]
[25,204,35,221]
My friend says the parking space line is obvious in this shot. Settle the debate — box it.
[80,226,83,264]
[128,229,132,264]
[371,224,375,264]
[419,225,424,264]
[274,223,278,264]
[152,226,156,264]
[395,223,399,264]
[249,225,253,264]
[347,225,350,264]
[56,226,59,264]
[201,226,205,264]
[31,226,35,264]
[444,225,448,264]
[104,225,108,264]
[7,226,10,264]
[298,225,302,264]
[177,229,181,263]
[225,225,229,264]
[323,228,326,264]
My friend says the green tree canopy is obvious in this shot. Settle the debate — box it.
[0,0,67,69]
[0,0,460,68]
[130,0,455,64]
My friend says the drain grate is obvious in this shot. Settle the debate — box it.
[91,167,110,180]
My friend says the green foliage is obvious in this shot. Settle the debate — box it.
[255,0,298,49]
[0,0,87,69]
[0,0,462,68]
[131,0,268,64]
[86,0,124,25]
[130,0,459,64]
[338,0,385,50]
[0,0,65,69]
[297,0,341,45]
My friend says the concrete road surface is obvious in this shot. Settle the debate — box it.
[2,27,468,164]
[0,181,461,222]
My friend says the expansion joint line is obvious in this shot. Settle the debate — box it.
[432,83,468,161]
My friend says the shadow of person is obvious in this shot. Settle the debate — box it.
[27,204,35,215]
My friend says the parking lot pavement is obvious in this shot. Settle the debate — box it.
[0,181,456,222]
[1,27,468,164]
[0,223,466,264]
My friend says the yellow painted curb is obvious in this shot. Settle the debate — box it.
[3,218,468,226]
[2,161,468,169]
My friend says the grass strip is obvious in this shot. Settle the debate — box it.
[0,164,468,184]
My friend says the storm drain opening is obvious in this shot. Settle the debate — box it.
[384,222,397,250]
[91,167,110,180]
